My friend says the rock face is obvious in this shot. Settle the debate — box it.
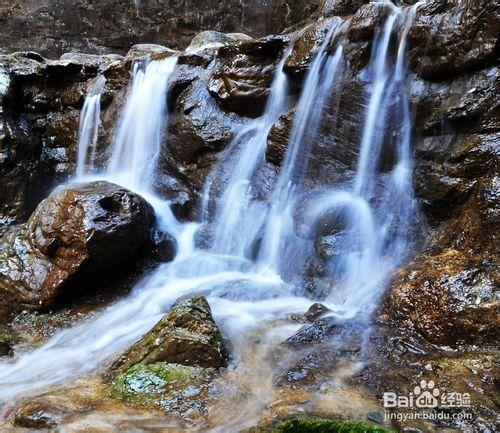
[383,169,499,346]
[208,38,286,117]
[112,296,228,373]
[381,0,500,347]
[407,0,499,79]
[0,0,326,58]
[0,51,118,233]
[0,181,155,321]
[110,295,228,412]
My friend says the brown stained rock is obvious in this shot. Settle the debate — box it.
[111,296,228,374]
[384,173,499,346]
[0,181,155,321]
[408,0,499,79]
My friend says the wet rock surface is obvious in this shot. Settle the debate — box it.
[111,296,228,373]
[407,0,499,79]
[111,362,218,414]
[109,296,227,414]
[0,181,155,322]
[0,51,115,233]
[383,170,499,346]
[208,37,286,117]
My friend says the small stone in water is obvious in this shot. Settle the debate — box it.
[367,410,384,425]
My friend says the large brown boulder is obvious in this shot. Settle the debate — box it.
[0,181,155,321]
[111,296,228,373]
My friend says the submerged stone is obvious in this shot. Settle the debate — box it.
[13,401,67,429]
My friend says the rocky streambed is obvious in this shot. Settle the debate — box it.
[0,0,498,432]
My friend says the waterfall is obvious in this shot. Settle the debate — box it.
[306,4,423,317]
[258,19,347,275]
[0,6,423,403]
[106,56,177,192]
[207,44,292,259]
[76,57,178,193]
[76,75,106,176]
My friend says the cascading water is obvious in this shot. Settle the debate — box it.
[106,56,177,192]
[310,4,423,317]
[0,6,423,423]
[258,19,347,275]
[206,44,292,259]
[76,75,106,176]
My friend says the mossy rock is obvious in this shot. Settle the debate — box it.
[111,296,228,373]
[111,362,216,411]
[255,417,395,433]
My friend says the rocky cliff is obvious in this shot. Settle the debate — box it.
[0,0,328,57]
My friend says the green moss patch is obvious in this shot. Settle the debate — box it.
[262,418,394,433]
[110,362,214,408]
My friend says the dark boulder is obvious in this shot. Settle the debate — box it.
[0,181,155,321]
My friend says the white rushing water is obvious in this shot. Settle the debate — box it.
[76,75,106,177]
[0,5,423,406]
[107,57,177,192]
